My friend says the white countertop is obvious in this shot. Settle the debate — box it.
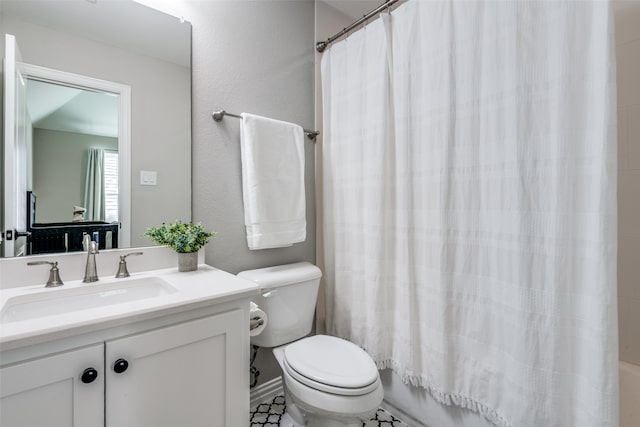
[0,265,260,351]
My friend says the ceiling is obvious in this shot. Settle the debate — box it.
[26,80,119,138]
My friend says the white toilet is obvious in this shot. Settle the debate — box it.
[239,262,384,427]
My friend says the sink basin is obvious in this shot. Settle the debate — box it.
[1,277,178,323]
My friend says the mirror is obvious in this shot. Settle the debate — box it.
[1,0,192,257]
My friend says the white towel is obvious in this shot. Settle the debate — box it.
[240,113,306,250]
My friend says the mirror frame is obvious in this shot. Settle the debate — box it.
[20,62,132,248]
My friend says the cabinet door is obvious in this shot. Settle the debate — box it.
[0,343,104,427]
[106,309,247,427]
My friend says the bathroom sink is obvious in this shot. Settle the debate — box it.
[0,276,178,323]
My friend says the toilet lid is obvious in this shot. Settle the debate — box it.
[283,335,379,390]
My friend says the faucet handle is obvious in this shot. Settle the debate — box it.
[115,252,143,278]
[27,261,64,288]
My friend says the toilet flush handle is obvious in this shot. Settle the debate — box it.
[261,289,278,298]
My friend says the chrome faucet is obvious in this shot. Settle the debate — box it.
[83,235,99,283]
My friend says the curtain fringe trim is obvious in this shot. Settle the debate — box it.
[375,359,513,427]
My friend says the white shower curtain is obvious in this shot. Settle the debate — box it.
[84,147,105,222]
[321,1,618,426]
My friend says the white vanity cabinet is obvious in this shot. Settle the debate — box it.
[105,309,245,427]
[1,307,248,427]
[0,344,104,427]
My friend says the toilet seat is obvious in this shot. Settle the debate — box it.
[283,335,379,396]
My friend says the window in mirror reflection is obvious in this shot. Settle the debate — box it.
[103,151,119,224]
[84,148,119,223]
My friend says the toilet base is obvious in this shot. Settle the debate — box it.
[281,393,307,426]
[306,415,363,427]
[281,381,376,427]
[279,412,302,427]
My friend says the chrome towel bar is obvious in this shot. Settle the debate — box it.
[212,110,319,140]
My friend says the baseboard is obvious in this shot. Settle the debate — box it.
[250,376,284,410]
[381,400,428,427]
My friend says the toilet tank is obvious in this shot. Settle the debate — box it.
[238,262,322,348]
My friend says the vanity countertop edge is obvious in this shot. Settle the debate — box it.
[0,264,260,353]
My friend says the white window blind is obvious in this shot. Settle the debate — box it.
[104,151,119,223]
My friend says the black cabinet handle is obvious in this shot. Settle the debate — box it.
[113,358,129,374]
[81,367,98,384]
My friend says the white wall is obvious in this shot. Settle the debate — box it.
[181,0,316,385]
[32,129,117,223]
[186,0,316,276]
[615,0,640,367]
[0,16,191,247]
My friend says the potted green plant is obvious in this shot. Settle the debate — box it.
[143,220,217,272]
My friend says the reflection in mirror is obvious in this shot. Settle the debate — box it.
[28,79,119,224]
[1,0,192,258]
[25,77,124,256]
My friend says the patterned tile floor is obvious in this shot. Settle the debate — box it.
[250,395,410,427]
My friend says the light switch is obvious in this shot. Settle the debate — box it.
[140,170,157,186]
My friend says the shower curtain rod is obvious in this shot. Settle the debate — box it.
[212,110,319,140]
[316,0,401,53]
